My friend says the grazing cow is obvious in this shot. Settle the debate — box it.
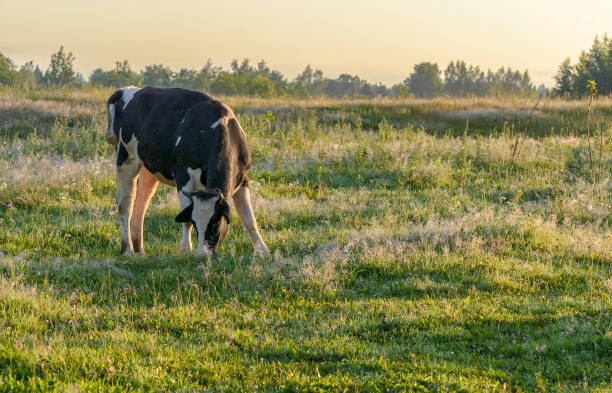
[105,86,268,256]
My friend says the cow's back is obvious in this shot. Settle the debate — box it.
[118,87,221,180]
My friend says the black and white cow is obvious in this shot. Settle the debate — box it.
[106,86,268,256]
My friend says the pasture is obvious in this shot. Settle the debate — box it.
[0,88,610,392]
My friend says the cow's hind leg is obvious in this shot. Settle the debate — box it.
[116,147,141,254]
[178,190,194,252]
[232,185,268,254]
[130,167,159,254]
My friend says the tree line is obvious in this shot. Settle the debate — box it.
[0,45,546,98]
[554,34,612,97]
[0,46,85,89]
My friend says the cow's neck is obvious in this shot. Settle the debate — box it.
[206,166,233,198]
[205,131,234,198]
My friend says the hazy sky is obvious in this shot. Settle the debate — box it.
[1,0,610,86]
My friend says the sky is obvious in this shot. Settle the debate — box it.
[1,0,610,87]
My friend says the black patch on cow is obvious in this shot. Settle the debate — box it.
[121,239,130,254]
[173,167,190,192]
[132,240,142,254]
[107,90,123,105]
[117,144,129,166]
[205,199,231,250]
[175,203,193,223]
[194,190,222,200]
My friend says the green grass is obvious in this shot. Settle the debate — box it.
[0,89,611,392]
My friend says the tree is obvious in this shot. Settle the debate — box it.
[290,80,310,98]
[571,51,592,97]
[392,83,411,99]
[444,60,486,96]
[335,74,361,97]
[141,64,174,87]
[248,74,276,97]
[483,66,534,97]
[553,58,574,97]
[405,62,442,98]
[0,51,17,85]
[19,61,43,89]
[90,60,142,87]
[44,46,76,86]
[580,35,612,95]
[210,71,238,95]
[194,60,220,92]
[296,65,314,86]
[200,59,220,80]
[173,68,201,90]
[520,70,534,93]
[113,60,142,87]
[294,66,327,97]
[553,35,612,97]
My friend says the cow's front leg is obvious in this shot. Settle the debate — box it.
[116,152,141,254]
[232,185,268,254]
[130,167,159,254]
[178,190,193,252]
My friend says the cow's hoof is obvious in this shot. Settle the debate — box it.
[121,242,134,255]
[132,244,145,255]
[254,244,270,256]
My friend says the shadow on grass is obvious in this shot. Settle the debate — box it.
[348,312,610,390]
[2,240,610,391]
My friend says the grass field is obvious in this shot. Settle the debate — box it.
[0,88,611,392]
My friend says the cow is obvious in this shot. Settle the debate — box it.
[105,86,268,256]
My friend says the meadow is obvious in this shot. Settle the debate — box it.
[0,87,610,392]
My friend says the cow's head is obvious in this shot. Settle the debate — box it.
[175,190,230,255]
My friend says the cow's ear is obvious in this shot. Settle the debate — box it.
[175,203,193,223]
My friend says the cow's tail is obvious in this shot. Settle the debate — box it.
[105,90,123,146]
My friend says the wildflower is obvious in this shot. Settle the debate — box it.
[7,203,14,210]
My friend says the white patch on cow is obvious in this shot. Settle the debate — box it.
[175,136,182,146]
[105,103,118,144]
[120,87,140,110]
[178,168,201,197]
[210,117,224,129]
[108,104,115,133]
[180,167,217,256]
[192,195,219,256]
[233,186,268,254]
[115,133,142,254]
[179,118,185,125]
[120,129,139,156]
[186,167,204,190]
